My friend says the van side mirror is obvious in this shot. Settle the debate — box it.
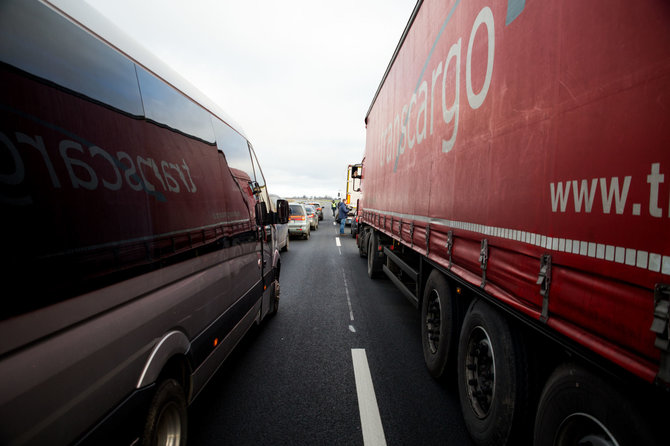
[255,201,268,227]
[276,199,289,224]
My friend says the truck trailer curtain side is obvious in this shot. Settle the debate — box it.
[358,1,670,445]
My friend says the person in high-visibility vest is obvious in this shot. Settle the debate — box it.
[331,199,337,218]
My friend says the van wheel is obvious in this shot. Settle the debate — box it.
[142,379,187,446]
[421,271,459,378]
[457,299,529,446]
[269,279,280,316]
[534,363,656,446]
[367,231,383,278]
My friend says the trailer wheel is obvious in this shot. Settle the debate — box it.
[421,271,459,378]
[142,378,187,446]
[457,299,529,446]
[367,230,383,278]
[534,363,656,446]
[358,229,368,258]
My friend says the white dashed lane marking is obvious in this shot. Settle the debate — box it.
[351,349,387,446]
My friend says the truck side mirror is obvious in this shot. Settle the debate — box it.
[276,199,289,224]
[255,201,268,227]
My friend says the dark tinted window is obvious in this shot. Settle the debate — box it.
[289,205,305,216]
[0,0,143,115]
[212,117,254,178]
[137,66,215,142]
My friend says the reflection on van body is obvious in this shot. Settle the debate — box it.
[0,1,287,444]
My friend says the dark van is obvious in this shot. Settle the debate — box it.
[0,1,288,444]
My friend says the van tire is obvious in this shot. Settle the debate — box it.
[142,379,187,446]
[269,278,280,316]
[457,299,529,446]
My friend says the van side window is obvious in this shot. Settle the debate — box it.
[212,117,254,179]
[0,0,143,116]
[136,66,215,143]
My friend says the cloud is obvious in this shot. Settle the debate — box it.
[85,0,416,197]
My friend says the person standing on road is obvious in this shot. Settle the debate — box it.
[331,199,337,218]
[338,199,350,235]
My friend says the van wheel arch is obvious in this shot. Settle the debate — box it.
[137,331,191,389]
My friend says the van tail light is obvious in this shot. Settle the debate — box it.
[290,216,306,221]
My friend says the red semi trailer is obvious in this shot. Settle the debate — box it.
[357,0,670,445]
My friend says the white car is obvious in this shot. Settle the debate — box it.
[288,203,310,239]
[304,204,319,230]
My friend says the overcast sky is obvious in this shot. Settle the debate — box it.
[83,0,417,199]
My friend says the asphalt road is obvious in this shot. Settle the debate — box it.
[189,212,474,445]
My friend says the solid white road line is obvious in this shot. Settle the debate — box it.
[351,349,387,446]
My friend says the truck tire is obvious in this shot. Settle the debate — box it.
[457,299,530,446]
[534,363,657,446]
[367,230,383,278]
[358,229,368,258]
[421,270,459,378]
[142,378,187,446]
